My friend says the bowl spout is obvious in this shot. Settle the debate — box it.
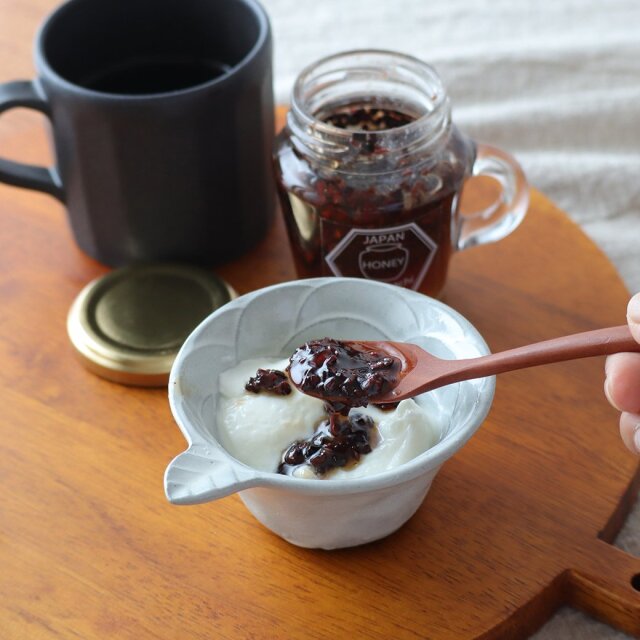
[164,444,259,505]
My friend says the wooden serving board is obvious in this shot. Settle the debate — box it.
[1,74,640,639]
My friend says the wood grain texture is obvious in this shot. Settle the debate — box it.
[1,2,640,638]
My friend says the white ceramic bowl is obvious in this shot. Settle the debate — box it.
[164,278,495,549]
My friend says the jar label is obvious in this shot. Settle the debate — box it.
[323,221,438,290]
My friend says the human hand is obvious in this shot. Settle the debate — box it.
[604,293,640,454]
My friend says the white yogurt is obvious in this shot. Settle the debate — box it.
[217,358,437,479]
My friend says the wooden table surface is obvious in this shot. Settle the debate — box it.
[2,2,640,639]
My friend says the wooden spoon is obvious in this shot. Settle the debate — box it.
[360,325,640,403]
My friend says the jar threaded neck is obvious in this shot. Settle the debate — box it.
[287,50,452,174]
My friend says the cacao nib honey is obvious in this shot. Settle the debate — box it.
[273,51,476,297]
[280,337,402,476]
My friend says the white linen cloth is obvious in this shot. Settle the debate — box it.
[262,0,640,637]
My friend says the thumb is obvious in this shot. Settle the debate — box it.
[628,293,640,344]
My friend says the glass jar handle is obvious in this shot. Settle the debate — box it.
[457,143,528,251]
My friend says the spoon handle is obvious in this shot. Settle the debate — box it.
[452,324,639,382]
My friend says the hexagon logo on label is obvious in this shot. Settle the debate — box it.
[324,222,438,290]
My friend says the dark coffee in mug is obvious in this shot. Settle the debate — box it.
[80,56,231,95]
[0,0,274,267]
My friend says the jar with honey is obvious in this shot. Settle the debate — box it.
[273,50,528,297]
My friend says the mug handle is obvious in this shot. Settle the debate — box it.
[457,143,528,251]
[0,80,64,200]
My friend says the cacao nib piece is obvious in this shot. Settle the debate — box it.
[245,368,292,396]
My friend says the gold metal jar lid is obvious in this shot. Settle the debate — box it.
[67,263,235,387]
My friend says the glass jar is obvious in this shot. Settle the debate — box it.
[273,50,528,297]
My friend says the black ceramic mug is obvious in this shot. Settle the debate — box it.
[0,0,274,266]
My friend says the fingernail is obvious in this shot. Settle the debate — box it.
[605,377,620,411]
[634,425,640,454]
[628,294,640,324]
